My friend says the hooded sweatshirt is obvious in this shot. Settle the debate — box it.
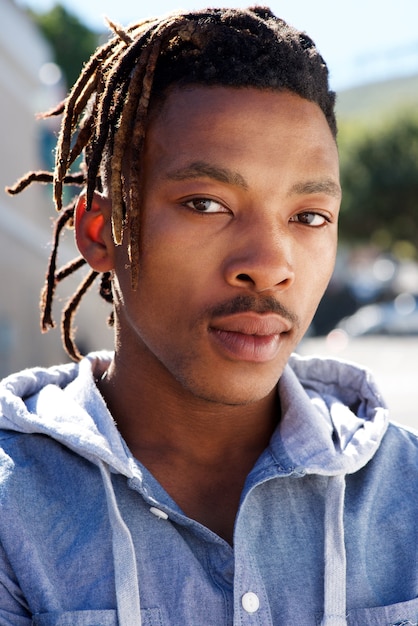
[0,351,417,626]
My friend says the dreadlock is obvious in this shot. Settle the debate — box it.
[6,5,337,361]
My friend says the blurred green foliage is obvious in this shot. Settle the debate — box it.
[28,3,99,88]
[338,110,418,258]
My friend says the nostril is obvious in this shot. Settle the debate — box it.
[236,273,253,282]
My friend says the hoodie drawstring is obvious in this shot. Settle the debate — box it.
[321,474,348,626]
[99,462,142,626]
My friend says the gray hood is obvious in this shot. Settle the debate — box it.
[0,351,388,477]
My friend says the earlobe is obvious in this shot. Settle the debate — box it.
[75,192,115,272]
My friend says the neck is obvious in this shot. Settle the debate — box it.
[97,350,280,467]
[97,349,280,544]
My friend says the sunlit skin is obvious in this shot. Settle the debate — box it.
[77,86,341,542]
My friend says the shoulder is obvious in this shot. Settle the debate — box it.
[379,420,418,463]
[0,429,98,506]
[351,420,418,495]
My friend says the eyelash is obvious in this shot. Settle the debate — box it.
[182,197,331,227]
[182,197,229,214]
[290,211,331,227]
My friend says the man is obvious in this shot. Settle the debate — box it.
[1,7,417,626]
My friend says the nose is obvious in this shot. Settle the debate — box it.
[223,222,295,293]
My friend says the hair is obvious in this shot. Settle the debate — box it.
[6,5,336,361]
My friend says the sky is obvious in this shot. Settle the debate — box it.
[15,0,418,91]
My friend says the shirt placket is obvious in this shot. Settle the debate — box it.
[233,542,273,626]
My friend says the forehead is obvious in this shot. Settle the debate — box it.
[143,85,339,187]
[150,84,329,129]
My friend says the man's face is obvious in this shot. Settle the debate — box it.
[112,86,341,405]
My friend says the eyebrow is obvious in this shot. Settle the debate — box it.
[165,161,249,189]
[288,179,342,199]
[165,161,341,200]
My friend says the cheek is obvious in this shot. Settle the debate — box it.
[316,244,337,283]
[140,219,221,289]
[317,242,337,287]
[297,240,337,308]
[123,238,204,320]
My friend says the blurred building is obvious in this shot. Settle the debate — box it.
[0,0,113,378]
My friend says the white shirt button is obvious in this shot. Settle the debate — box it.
[241,591,260,613]
[149,506,169,520]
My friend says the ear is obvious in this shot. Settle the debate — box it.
[75,192,115,272]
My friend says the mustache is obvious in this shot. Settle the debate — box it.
[207,294,299,327]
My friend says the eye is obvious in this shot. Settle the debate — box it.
[290,211,329,227]
[182,197,229,214]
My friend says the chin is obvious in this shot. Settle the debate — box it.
[178,370,282,407]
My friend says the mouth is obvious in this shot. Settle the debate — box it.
[209,313,292,363]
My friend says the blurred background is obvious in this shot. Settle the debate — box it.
[1,0,417,428]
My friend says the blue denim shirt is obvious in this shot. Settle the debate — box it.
[0,352,417,626]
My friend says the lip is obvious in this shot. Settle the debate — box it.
[209,313,291,363]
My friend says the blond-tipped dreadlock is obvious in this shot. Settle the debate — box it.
[6,6,337,361]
